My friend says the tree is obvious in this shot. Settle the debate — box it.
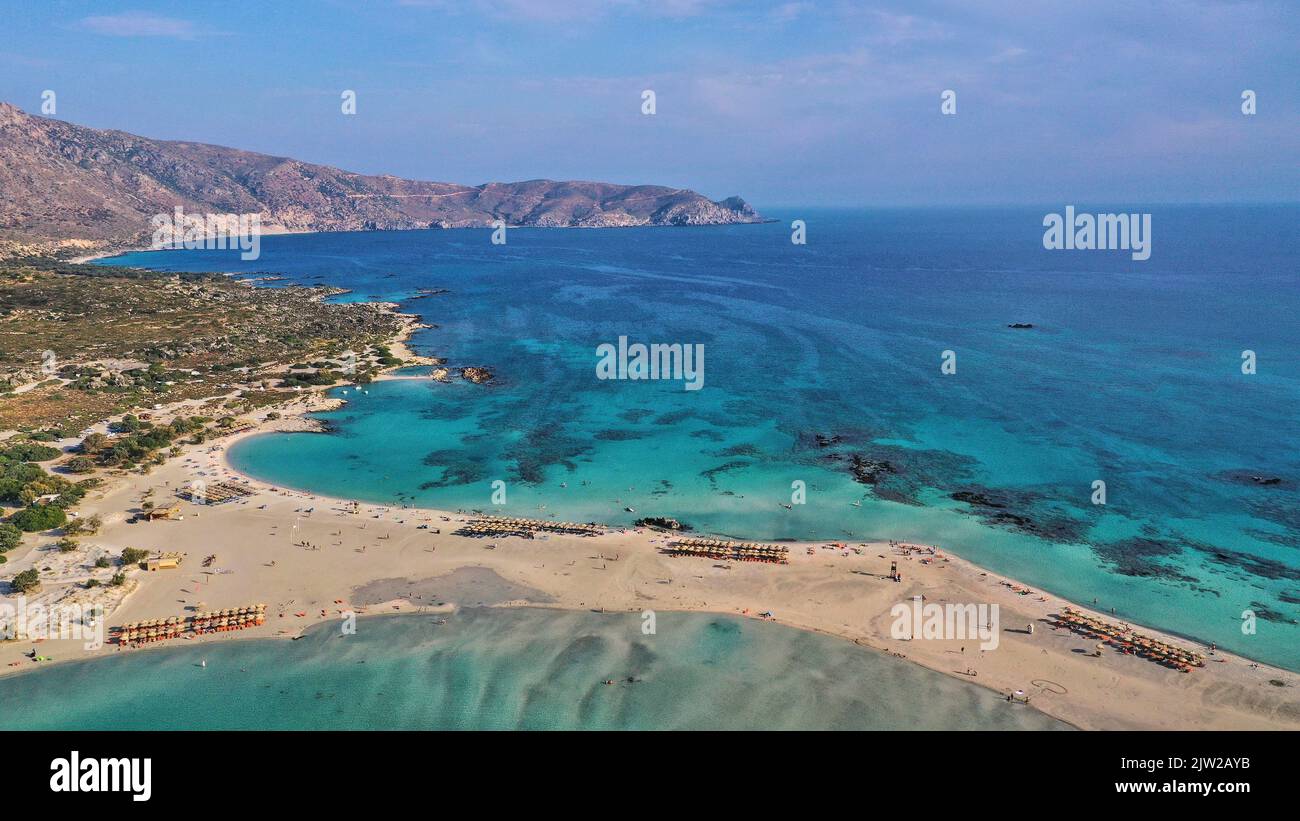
[56,537,79,553]
[79,432,110,454]
[94,556,111,568]
[65,456,96,474]
[109,572,126,587]
[9,504,67,532]
[0,442,61,462]
[120,547,149,565]
[0,522,20,552]
[109,414,142,433]
[9,568,39,593]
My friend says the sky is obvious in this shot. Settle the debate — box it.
[1,0,1295,207]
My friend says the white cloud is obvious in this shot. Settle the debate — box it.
[79,12,209,39]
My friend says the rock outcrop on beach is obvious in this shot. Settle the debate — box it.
[0,101,764,245]
[634,517,690,531]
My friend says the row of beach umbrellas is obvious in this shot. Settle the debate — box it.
[114,604,268,644]
[467,515,605,534]
[1055,607,1204,669]
[666,539,790,564]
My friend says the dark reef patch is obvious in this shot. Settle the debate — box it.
[1090,537,1197,581]
[1246,529,1300,550]
[1248,601,1295,624]
[618,408,655,424]
[422,449,464,466]
[802,437,979,507]
[949,486,1090,543]
[713,443,762,458]
[419,460,487,488]
[592,429,648,441]
[794,427,877,450]
[1244,497,1300,541]
[700,461,750,484]
[503,427,593,485]
[872,487,925,507]
[418,404,472,421]
[689,429,725,442]
[653,410,699,426]
[1193,544,1300,582]
[850,455,897,485]
[1216,469,1290,488]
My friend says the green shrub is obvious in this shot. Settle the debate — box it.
[65,456,96,473]
[9,568,39,593]
[0,443,61,463]
[9,504,67,532]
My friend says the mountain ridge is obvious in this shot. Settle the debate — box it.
[0,101,763,245]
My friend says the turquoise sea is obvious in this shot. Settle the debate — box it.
[0,609,1069,730]
[96,206,1300,673]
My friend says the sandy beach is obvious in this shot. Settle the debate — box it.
[2,386,1298,732]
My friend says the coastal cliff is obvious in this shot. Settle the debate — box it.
[0,101,763,247]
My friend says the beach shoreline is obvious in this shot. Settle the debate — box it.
[2,248,1297,731]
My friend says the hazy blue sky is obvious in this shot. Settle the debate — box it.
[2,1,1295,206]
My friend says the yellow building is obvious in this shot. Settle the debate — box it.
[143,552,183,571]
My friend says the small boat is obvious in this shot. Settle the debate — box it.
[624,506,635,513]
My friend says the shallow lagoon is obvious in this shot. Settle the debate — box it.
[0,609,1070,730]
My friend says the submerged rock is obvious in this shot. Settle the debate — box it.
[850,455,897,485]
[459,366,494,384]
[1216,469,1288,488]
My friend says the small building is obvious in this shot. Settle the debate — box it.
[144,505,182,521]
[143,552,184,571]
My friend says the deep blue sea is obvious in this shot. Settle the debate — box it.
[97,206,1300,672]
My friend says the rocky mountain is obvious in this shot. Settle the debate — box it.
[0,101,762,245]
